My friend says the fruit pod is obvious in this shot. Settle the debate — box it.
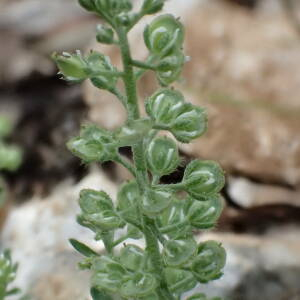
[144,14,184,57]
[163,238,197,267]
[182,160,225,200]
[117,180,141,225]
[191,241,226,283]
[146,137,180,176]
[188,194,224,229]
[164,267,197,295]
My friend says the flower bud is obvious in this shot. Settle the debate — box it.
[67,124,117,163]
[0,116,13,139]
[120,244,144,271]
[117,181,140,225]
[95,0,132,16]
[188,195,224,229]
[146,137,179,176]
[115,12,138,27]
[52,51,88,83]
[156,51,185,86]
[87,51,118,91]
[163,238,197,267]
[158,199,191,239]
[144,14,184,57]
[183,160,225,200]
[115,118,153,146]
[96,24,114,44]
[0,143,22,172]
[120,272,157,298]
[191,241,226,283]
[164,268,197,295]
[79,0,96,11]
[142,0,164,14]
[141,187,172,216]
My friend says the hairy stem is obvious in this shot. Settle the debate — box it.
[116,25,174,300]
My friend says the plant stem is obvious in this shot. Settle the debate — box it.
[131,59,158,70]
[116,27,139,120]
[116,25,174,300]
[115,154,136,176]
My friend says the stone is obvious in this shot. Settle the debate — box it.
[83,0,300,186]
[227,176,300,208]
[188,228,300,299]
[0,168,117,299]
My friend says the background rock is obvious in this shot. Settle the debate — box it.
[0,168,117,299]
[84,0,300,186]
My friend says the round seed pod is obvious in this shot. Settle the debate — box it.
[163,238,197,267]
[115,118,153,146]
[145,89,207,142]
[183,160,225,200]
[188,194,224,229]
[120,244,144,271]
[146,137,179,176]
[191,241,226,283]
[156,51,185,86]
[141,187,173,216]
[145,89,185,125]
[170,103,207,143]
[144,14,184,57]
[117,180,141,225]
[79,189,113,215]
[120,272,157,298]
[164,267,197,295]
[91,257,127,294]
[78,189,124,230]
[67,125,116,163]
[158,198,192,239]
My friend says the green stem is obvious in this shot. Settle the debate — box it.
[131,59,158,71]
[112,234,130,247]
[116,25,174,300]
[154,182,185,191]
[116,27,139,120]
[115,154,136,176]
[110,87,127,107]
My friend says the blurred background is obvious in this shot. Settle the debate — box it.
[1,0,300,299]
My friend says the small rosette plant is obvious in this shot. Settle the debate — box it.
[54,0,226,299]
[0,250,21,300]
[0,116,22,207]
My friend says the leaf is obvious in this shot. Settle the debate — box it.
[69,239,98,257]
